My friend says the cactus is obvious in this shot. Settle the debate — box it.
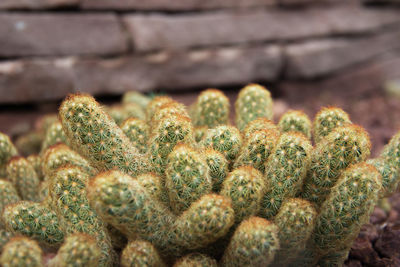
[194,126,208,143]
[235,84,273,131]
[41,121,68,152]
[0,179,20,226]
[59,94,148,177]
[148,114,194,174]
[200,125,242,163]
[27,154,43,181]
[6,157,40,201]
[192,89,230,128]
[146,96,174,122]
[242,118,278,140]
[49,166,115,266]
[233,129,279,173]
[261,132,312,219]
[121,118,149,154]
[311,163,381,261]
[165,144,212,214]
[107,103,145,125]
[203,148,229,192]
[41,143,95,182]
[15,131,43,156]
[317,249,350,267]
[122,91,151,109]
[313,107,351,143]
[137,172,166,204]
[367,157,399,198]
[221,217,279,267]
[49,233,101,267]
[278,110,312,139]
[302,125,371,206]
[3,201,64,248]
[150,102,189,130]
[35,113,58,134]
[174,253,217,267]
[220,166,265,223]
[273,198,317,266]
[121,240,166,267]
[0,236,43,267]
[0,229,12,252]
[0,132,18,177]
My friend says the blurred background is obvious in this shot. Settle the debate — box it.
[0,0,400,156]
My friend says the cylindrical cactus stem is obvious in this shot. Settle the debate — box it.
[242,118,278,140]
[50,166,115,266]
[194,126,208,143]
[148,114,194,174]
[3,201,64,248]
[6,157,40,201]
[235,84,274,131]
[27,154,43,181]
[220,216,280,267]
[317,248,350,267]
[311,163,381,261]
[137,172,166,205]
[15,131,43,156]
[49,233,101,267]
[0,179,20,227]
[172,194,234,251]
[203,148,229,192]
[313,107,351,143]
[200,125,242,163]
[261,132,312,219]
[192,89,230,128]
[40,121,68,152]
[35,113,58,134]
[301,124,371,206]
[59,94,148,177]
[107,103,145,125]
[278,110,312,139]
[0,132,18,177]
[150,102,189,130]
[122,91,151,110]
[220,166,265,223]
[0,229,12,252]
[121,118,149,154]
[173,253,217,267]
[121,240,166,267]
[367,157,399,198]
[273,198,317,266]
[41,143,95,182]
[233,129,280,173]
[146,96,174,122]
[0,236,43,267]
[165,144,212,214]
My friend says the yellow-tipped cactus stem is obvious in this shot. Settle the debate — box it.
[121,239,166,267]
[0,236,43,267]
[203,148,229,192]
[121,118,149,154]
[122,91,151,110]
[173,253,217,267]
[313,107,351,143]
[242,118,278,140]
[40,121,68,152]
[0,132,18,177]
[278,110,312,139]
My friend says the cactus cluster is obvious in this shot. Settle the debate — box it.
[0,87,395,266]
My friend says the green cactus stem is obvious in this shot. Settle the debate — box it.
[242,118,278,140]
[6,157,40,201]
[233,129,280,173]
[194,126,208,143]
[165,144,212,214]
[313,107,351,143]
[0,132,18,177]
[173,253,217,267]
[146,96,174,122]
[235,84,273,131]
[278,110,312,139]
[221,216,279,267]
[59,94,148,177]
[15,131,43,156]
[0,236,43,267]
[121,118,149,154]
[40,121,68,152]
[203,148,229,192]
[137,172,166,205]
[301,124,371,206]
[150,102,189,130]
[121,240,166,267]
[27,154,43,181]
[107,103,145,125]
[220,166,265,223]
[0,229,12,252]
[0,179,20,227]
[192,89,230,128]
[3,201,64,248]
[367,157,399,198]
[122,91,151,110]
[261,132,312,219]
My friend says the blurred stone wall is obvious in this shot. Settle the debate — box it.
[0,0,400,103]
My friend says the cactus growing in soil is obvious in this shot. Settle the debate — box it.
[49,233,101,267]
[174,253,217,267]
[221,217,279,267]
[0,132,18,177]
[367,157,399,198]
[301,124,371,206]
[235,84,274,131]
[313,107,351,143]
[278,110,312,139]
[6,157,40,201]
[59,94,148,177]
[192,89,230,128]
[165,144,212,214]
[0,236,43,267]
[121,118,149,154]
[261,132,313,219]
[121,240,166,267]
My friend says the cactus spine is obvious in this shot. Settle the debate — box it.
[192,89,230,128]
[203,148,229,192]
[313,107,351,143]
[261,132,312,219]
[174,253,217,267]
[0,133,18,177]
[40,121,68,152]
[242,118,277,140]
[121,240,166,267]
[59,94,148,177]
[0,179,20,227]
[278,110,312,139]
[0,236,43,267]
[121,118,149,154]
[235,84,273,131]
[0,229,12,252]
[367,157,399,198]
[221,217,279,267]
